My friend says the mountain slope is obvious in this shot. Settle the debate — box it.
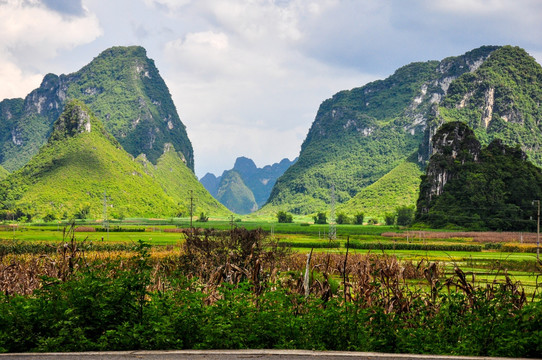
[200,156,296,213]
[265,46,499,214]
[0,100,183,219]
[0,165,8,181]
[136,146,229,217]
[215,170,258,215]
[427,46,542,167]
[338,154,424,219]
[0,46,193,172]
[233,157,296,207]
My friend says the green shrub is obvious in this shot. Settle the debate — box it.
[336,213,349,224]
[197,212,209,222]
[313,212,327,224]
[348,241,482,252]
[396,205,415,226]
[353,213,364,225]
[276,211,293,223]
[384,213,395,226]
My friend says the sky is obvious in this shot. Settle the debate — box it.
[1,0,542,178]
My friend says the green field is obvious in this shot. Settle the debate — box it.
[1,218,541,356]
[3,219,540,293]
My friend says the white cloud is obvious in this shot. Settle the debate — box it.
[0,61,43,100]
[0,0,102,98]
[2,0,542,178]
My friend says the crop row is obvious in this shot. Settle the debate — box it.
[280,240,483,252]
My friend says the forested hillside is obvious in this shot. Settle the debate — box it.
[265,46,500,214]
[0,46,193,172]
[416,121,542,230]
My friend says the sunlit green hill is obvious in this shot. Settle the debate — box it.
[338,155,423,219]
[0,100,223,220]
[137,146,230,217]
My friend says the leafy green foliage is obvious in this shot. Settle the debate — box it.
[313,212,327,224]
[396,206,415,226]
[0,248,539,355]
[353,213,364,225]
[336,212,349,224]
[197,212,209,222]
[276,210,293,223]
[384,213,395,225]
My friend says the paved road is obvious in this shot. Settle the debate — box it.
[0,350,536,360]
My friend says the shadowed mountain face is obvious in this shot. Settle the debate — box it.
[265,45,542,216]
[0,46,193,172]
[200,156,296,214]
[416,121,542,231]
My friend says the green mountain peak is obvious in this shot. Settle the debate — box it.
[265,45,501,215]
[0,45,194,172]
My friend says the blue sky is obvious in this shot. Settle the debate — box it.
[1,0,541,177]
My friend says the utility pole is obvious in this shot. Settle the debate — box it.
[534,200,540,261]
[329,184,336,240]
[189,190,194,229]
[103,190,109,241]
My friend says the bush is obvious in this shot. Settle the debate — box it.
[384,213,395,226]
[396,206,415,226]
[74,204,91,220]
[353,213,364,225]
[43,213,57,222]
[313,212,327,224]
[276,211,293,223]
[336,213,349,225]
[197,212,209,222]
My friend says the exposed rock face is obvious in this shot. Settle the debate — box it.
[415,121,542,231]
[424,46,542,167]
[418,121,481,213]
[52,101,91,139]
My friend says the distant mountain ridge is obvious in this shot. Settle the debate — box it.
[0,46,194,172]
[200,156,296,214]
[264,45,542,216]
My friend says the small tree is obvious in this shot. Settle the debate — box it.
[336,212,349,224]
[353,213,364,225]
[43,213,57,223]
[197,212,209,222]
[74,204,91,219]
[384,212,395,226]
[313,212,327,224]
[276,211,293,223]
[396,205,415,226]
[367,218,378,225]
